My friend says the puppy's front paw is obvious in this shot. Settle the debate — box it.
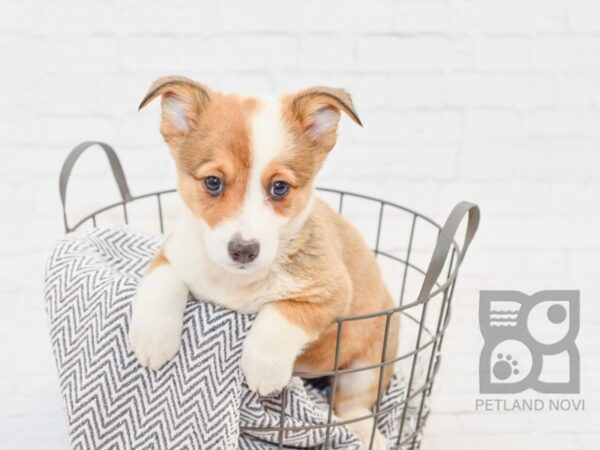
[241,336,295,396]
[128,292,183,370]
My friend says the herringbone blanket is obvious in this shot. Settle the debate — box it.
[45,227,425,450]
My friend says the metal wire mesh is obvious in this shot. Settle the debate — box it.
[59,142,479,450]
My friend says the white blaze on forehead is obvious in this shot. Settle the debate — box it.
[236,96,287,239]
[249,95,286,183]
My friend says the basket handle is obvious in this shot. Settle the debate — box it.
[417,201,480,303]
[59,141,132,232]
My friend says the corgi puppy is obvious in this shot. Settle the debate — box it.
[129,76,398,449]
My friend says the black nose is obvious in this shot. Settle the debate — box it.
[227,238,260,264]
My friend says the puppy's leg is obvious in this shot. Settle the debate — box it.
[334,362,388,450]
[241,300,333,396]
[129,250,189,370]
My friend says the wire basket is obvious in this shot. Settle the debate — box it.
[58,142,479,450]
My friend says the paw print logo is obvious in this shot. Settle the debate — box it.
[479,291,580,394]
[493,354,519,380]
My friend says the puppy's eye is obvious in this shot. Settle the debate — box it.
[203,176,225,196]
[268,180,290,200]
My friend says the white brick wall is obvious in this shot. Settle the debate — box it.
[1,1,599,449]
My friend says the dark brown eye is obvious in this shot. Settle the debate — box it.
[268,180,290,200]
[204,176,225,196]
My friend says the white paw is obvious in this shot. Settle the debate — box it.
[241,335,295,396]
[128,293,183,370]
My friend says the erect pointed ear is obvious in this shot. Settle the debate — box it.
[287,86,362,150]
[138,76,211,140]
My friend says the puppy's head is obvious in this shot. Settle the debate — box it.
[140,76,361,273]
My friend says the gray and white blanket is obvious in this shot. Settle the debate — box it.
[44,227,426,450]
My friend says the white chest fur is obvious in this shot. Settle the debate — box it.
[163,215,302,314]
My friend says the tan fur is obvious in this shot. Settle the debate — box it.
[275,200,398,406]
[279,88,361,181]
[274,90,396,403]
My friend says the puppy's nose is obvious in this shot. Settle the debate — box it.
[228,238,260,264]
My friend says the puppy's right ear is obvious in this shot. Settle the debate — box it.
[139,76,211,140]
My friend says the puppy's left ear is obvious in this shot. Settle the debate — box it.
[286,87,362,151]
